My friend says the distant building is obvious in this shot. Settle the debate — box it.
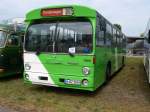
[7,18,24,24]
[126,36,144,56]
[0,17,25,25]
[127,36,144,43]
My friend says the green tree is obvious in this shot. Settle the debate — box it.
[114,24,122,31]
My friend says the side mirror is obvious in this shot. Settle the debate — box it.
[148,30,150,43]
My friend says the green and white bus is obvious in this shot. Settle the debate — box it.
[144,19,150,83]
[24,5,126,91]
[0,24,24,76]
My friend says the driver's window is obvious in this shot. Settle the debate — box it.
[7,34,19,46]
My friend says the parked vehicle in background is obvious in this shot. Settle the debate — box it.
[24,5,126,91]
[144,19,150,83]
[0,23,25,77]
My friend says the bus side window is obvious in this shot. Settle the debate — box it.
[123,35,126,48]
[113,28,117,47]
[120,34,123,48]
[7,34,19,46]
[119,32,122,48]
[106,23,113,47]
[96,15,105,47]
[116,31,120,47]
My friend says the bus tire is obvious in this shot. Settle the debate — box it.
[122,56,125,66]
[105,62,111,82]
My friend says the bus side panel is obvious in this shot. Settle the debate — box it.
[107,46,115,74]
[110,47,116,74]
[117,47,123,69]
[94,47,107,89]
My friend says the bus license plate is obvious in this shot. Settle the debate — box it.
[64,79,80,85]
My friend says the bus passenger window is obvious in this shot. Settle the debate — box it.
[116,31,120,47]
[106,23,113,47]
[7,34,19,46]
[96,16,105,46]
[113,28,117,46]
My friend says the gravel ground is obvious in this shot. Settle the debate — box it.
[0,106,15,112]
[0,57,149,112]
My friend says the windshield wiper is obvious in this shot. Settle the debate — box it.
[51,22,59,53]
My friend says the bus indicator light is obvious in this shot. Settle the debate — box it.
[93,56,96,64]
[82,79,88,86]
[41,8,73,17]
[82,67,90,75]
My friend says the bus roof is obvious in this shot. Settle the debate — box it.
[25,5,96,21]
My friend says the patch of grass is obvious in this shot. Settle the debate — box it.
[0,57,149,112]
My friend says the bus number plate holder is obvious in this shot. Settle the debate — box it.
[64,79,81,85]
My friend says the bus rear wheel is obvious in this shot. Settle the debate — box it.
[105,62,111,82]
[122,56,125,66]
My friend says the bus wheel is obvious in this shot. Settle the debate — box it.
[122,56,125,66]
[106,62,111,82]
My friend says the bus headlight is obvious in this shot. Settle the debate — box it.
[82,67,90,75]
[25,64,31,70]
[25,74,29,80]
[82,79,88,86]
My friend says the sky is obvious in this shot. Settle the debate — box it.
[0,0,150,36]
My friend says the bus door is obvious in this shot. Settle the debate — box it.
[5,33,21,72]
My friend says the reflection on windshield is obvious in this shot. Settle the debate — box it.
[25,21,93,54]
[0,31,7,47]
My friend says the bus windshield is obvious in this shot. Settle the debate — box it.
[0,31,7,48]
[25,21,93,54]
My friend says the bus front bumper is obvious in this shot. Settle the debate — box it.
[24,71,95,91]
